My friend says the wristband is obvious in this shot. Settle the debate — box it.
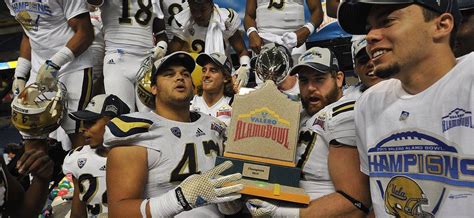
[50,47,75,67]
[275,207,300,217]
[149,188,184,217]
[156,40,168,50]
[336,190,370,214]
[246,27,258,37]
[239,55,250,67]
[15,57,31,78]
[140,199,149,218]
[303,22,316,35]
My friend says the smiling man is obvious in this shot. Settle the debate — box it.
[338,0,474,217]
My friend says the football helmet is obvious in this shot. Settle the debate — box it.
[254,43,293,85]
[136,56,155,109]
[11,82,67,137]
[384,176,433,217]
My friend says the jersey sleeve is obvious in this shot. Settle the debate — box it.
[103,113,158,149]
[221,8,241,39]
[354,99,369,175]
[326,100,357,147]
[59,0,89,21]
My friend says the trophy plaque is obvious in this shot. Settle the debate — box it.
[217,45,309,205]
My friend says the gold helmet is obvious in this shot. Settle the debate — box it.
[136,56,154,109]
[384,176,433,217]
[11,82,67,137]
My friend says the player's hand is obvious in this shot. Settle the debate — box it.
[16,149,54,182]
[234,64,250,90]
[12,77,26,96]
[176,161,243,209]
[249,32,263,54]
[282,32,298,49]
[246,199,278,217]
[36,60,60,91]
[152,41,168,61]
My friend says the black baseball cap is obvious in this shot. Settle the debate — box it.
[458,0,474,10]
[69,94,130,121]
[196,52,233,75]
[338,0,462,34]
[151,51,196,85]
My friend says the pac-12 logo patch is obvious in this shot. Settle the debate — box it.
[171,127,181,138]
[441,108,473,132]
[78,158,87,169]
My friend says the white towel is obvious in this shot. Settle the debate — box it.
[174,4,226,54]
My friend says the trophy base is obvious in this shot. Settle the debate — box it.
[216,156,310,205]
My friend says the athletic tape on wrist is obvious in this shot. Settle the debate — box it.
[140,199,149,218]
[239,55,250,67]
[336,190,370,214]
[15,57,31,78]
[303,22,315,35]
[50,47,75,67]
[246,27,258,37]
[149,190,184,217]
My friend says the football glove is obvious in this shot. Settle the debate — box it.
[36,60,60,91]
[282,32,298,49]
[234,64,250,89]
[246,199,299,217]
[152,41,168,61]
[12,77,26,96]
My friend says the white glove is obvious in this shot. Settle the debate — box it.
[282,32,298,49]
[246,199,299,217]
[149,161,243,217]
[152,41,168,61]
[218,199,243,215]
[12,77,26,96]
[234,65,250,89]
[36,60,60,91]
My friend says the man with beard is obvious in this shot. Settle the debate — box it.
[246,47,371,217]
[455,0,474,57]
[338,0,474,216]
[104,52,243,217]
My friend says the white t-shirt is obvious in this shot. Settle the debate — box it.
[6,0,93,73]
[297,95,357,200]
[190,95,232,126]
[355,52,474,217]
[101,0,156,54]
[104,111,226,217]
[63,145,108,216]
[256,0,305,36]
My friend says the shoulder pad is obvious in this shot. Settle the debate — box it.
[107,115,153,138]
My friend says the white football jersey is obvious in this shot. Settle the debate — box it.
[256,0,305,36]
[101,0,156,54]
[342,83,363,101]
[63,145,108,216]
[103,111,226,217]
[355,52,474,217]
[171,6,241,54]
[190,95,232,126]
[296,96,357,200]
[5,0,92,74]
[162,0,189,41]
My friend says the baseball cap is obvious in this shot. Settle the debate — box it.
[196,52,233,75]
[351,35,368,59]
[338,0,463,34]
[289,47,339,75]
[69,94,130,121]
[151,51,196,84]
[458,0,474,10]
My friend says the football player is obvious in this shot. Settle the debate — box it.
[338,0,474,216]
[91,0,167,112]
[63,94,130,217]
[6,0,95,148]
[246,47,371,217]
[0,142,54,217]
[161,0,189,42]
[104,52,243,217]
[191,52,235,126]
[455,0,474,57]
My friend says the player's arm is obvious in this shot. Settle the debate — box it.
[326,0,340,18]
[152,17,168,60]
[229,31,249,59]
[294,0,324,47]
[66,12,94,57]
[70,176,88,218]
[300,143,371,217]
[12,33,32,95]
[244,0,262,54]
[168,36,189,53]
[107,145,149,217]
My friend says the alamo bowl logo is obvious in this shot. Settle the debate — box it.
[233,107,290,149]
[369,130,474,216]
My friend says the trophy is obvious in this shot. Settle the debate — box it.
[216,44,309,205]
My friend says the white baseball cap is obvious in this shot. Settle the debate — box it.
[289,47,339,75]
[351,35,368,60]
[196,52,233,75]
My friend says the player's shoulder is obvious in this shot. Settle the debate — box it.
[104,112,156,147]
[63,145,94,174]
[357,79,398,106]
[311,97,356,132]
[217,7,240,26]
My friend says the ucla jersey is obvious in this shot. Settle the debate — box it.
[162,0,189,41]
[63,145,108,216]
[256,0,305,36]
[171,6,241,54]
[190,96,232,126]
[101,0,156,54]
[297,97,356,200]
[103,111,226,217]
[356,53,474,217]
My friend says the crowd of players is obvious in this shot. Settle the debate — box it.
[1,0,473,217]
